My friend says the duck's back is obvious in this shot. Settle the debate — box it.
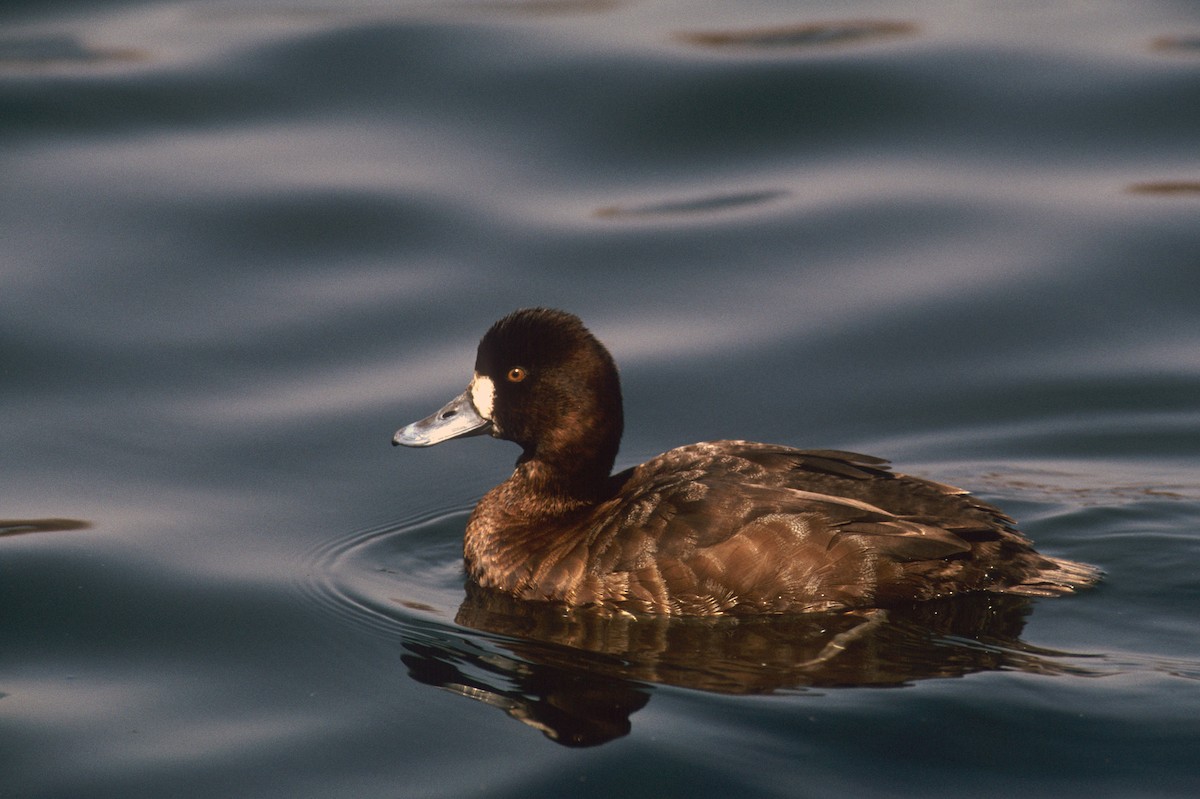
[467,441,1099,615]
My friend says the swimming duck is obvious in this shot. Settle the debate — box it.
[393,308,1099,616]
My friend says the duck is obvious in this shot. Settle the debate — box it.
[393,308,1099,616]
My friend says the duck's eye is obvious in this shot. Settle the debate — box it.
[506,367,528,383]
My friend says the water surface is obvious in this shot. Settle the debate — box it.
[3,1,1200,796]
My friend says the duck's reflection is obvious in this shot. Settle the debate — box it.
[399,586,1093,746]
[0,518,91,537]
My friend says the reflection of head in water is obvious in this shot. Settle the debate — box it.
[401,630,649,748]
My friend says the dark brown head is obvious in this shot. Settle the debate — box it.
[394,309,624,494]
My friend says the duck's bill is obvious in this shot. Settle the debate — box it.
[392,390,492,447]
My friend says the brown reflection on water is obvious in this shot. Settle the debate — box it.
[399,585,1097,746]
[1150,35,1200,55]
[594,189,788,219]
[676,20,917,51]
[466,0,624,14]
[0,518,92,538]
[976,469,1200,503]
[1127,181,1200,196]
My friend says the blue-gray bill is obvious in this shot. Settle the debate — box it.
[392,389,491,447]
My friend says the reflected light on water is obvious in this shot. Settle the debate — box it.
[0,35,146,72]
[179,341,478,426]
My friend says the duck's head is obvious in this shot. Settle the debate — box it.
[393,309,624,484]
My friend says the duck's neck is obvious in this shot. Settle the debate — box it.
[509,464,599,511]
[464,439,616,594]
[515,429,619,506]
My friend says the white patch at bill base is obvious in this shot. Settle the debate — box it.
[470,373,495,420]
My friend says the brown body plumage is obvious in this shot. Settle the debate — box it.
[395,308,1099,616]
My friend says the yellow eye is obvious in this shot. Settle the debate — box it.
[506,367,527,383]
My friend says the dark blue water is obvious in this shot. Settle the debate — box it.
[3,1,1199,796]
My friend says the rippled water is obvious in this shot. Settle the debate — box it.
[3,1,1200,796]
